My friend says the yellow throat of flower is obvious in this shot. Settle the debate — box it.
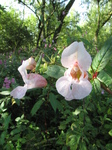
[70,66,82,80]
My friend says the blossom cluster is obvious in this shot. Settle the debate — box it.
[10,41,92,100]
[3,77,15,89]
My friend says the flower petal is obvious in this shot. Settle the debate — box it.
[77,42,92,71]
[61,42,79,68]
[26,73,47,89]
[61,42,92,70]
[18,57,36,83]
[10,85,27,99]
[56,76,74,100]
[71,80,92,99]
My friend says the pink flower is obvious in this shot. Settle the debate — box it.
[53,47,57,51]
[11,78,15,83]
[10,57,47,99]
[45,44,47,48]
[56,41,92,100]
[49,44,51,48]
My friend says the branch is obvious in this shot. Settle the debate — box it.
[100,11,112,28]
[101,83,112,95]
[18,0,40,20]
[53,0,75,42]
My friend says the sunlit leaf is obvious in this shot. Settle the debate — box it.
[35,54,42,72]
[92,37,112,72]
[109,129,112,136]
[93,78,101,92]
[0,91,10,95]
[97,70,112,87]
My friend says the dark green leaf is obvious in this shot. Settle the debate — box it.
[49,93,57,112]
[31,99,43,116]
[92,37,112,72]
[49,93,63,112]
[46,65,66,79]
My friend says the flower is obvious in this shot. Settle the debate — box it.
[56,41,92,100]
[10,57,47,99]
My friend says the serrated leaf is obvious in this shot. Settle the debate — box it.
[92,37,112,72]
[97,70,112,87]
[93,79,101,92]
[0,91,10,95]
[46,65,66,79]
[31,99,43,116]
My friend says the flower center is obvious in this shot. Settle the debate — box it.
[70,64,82,80]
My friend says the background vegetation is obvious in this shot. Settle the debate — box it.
[0,0,112,149]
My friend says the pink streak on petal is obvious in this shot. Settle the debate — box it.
[10,85,27,99]
[26,73,47,89]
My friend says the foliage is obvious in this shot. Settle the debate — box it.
[0,0,112,149]
[0,8,33,53]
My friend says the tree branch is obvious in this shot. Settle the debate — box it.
[53,0,75,43]
[18,0,40,20]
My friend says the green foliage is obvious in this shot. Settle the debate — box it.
[97,70,112,87]
[46,65,66,79]
[0,0,112,149]
[31,99,44,116]
[0,8,33,53]
[92,37,112,72]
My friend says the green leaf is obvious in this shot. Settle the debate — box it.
[46,65,66,79]
[76,25,82,34]
[93,79,101,92]
[109,129,112,136]
[35,54,42,72]
[92,37,112,72]
[49,93,57,112]
[0,91,10,95]
[97,70,112,87]
[49,93,63,112]
[31,99,43,116]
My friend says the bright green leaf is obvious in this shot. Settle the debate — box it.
[46,65,66,79]
[35,54,42,72]
[92,37,112,72]
[93,79,101,92]
[97,70,112,87]
[109,129,112,136]
[0,91,10,95]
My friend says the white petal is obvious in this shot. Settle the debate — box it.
[56,76,74,101]
[77,42,92,71]
[61,42,92,71]
[72,80,92,99]
[61,42,79,68]
[10,85,27,99]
